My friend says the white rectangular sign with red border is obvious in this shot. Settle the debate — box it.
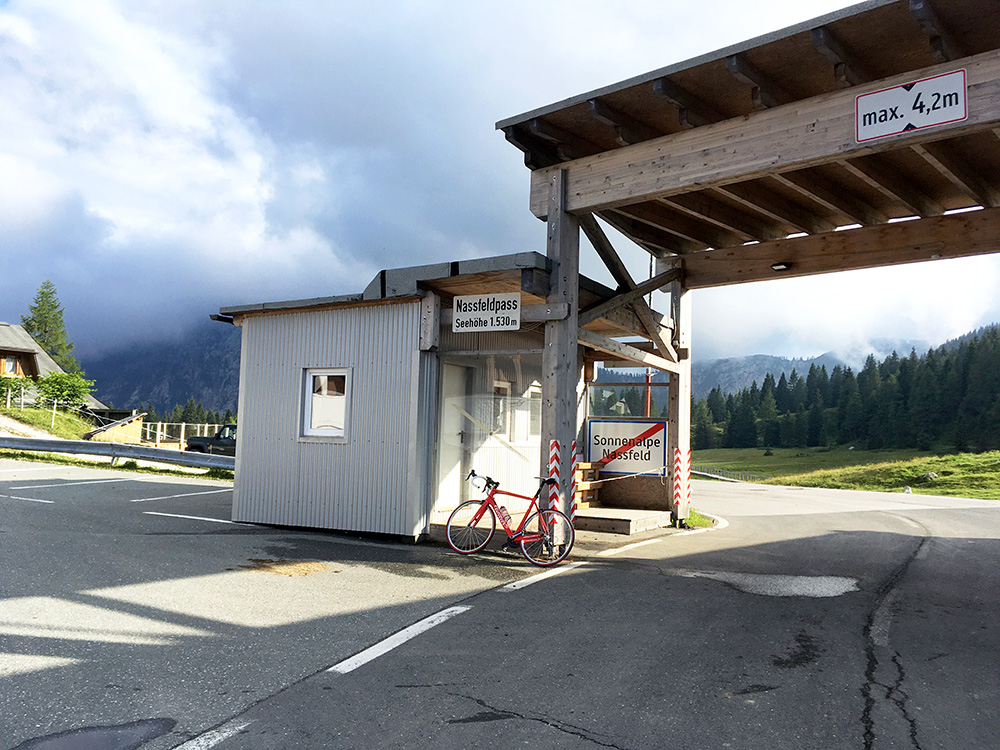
[856,69,967,143]
[588,419,667,476]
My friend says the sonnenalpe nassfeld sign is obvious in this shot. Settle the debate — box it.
[452,293,521,332]
[856,69,967,143]
[588,419,667,476]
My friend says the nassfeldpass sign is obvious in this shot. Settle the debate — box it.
[452,293,521,332]
[856,69,967,143]
[588,419,667,476]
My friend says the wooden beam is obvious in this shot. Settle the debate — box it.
[910,141,1000,208]
[600,211,699,255]
[812,26,874,88]
[528,51,1000,219]
[528,118,594,161]
[909,0,966,64]
[615,201,743,248]
[542,169,581,517]
[520,267,551,298]
[773,169,888,226]
[501,125,558,169]
[578,268,683,326]
[577,329,680,374]
[725,54,794,110]
[714,181,837,234]
[662,192,783,242]
[681,205,1000,288]
[651,77,725,128]
[580,214,678,361]
[839,157,944,216]
[586,98,661,146]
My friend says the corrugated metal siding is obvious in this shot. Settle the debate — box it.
[233,302,423,536]
[438,328,544,353]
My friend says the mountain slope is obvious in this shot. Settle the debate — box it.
[82,323,241,413]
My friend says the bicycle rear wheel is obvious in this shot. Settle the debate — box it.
[519,509,575,567]
[446,501,496,554]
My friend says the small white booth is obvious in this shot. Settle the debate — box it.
[216,252,672,540]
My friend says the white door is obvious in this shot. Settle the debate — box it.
[435,364,470,516]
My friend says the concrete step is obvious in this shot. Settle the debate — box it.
[573,507,673,535]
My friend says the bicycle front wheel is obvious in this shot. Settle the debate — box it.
[446,501,496,554]
[519,509,575,567]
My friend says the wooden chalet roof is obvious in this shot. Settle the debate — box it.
[497,0,1000,288]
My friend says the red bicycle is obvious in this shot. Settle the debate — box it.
[445,470,575,567]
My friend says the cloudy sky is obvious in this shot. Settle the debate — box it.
[3,0,999,364]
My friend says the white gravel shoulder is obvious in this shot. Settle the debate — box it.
[0,414,58,439]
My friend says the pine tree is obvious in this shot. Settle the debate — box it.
[21,280,81,373]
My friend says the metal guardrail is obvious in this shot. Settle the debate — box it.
[0,437,235,471]
[691,465,769,483]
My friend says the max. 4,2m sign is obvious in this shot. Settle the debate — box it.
[588,420,667,476]
[856,69,967,143]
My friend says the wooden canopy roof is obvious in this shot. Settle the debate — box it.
[497,0,1000,288]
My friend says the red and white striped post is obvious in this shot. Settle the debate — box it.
[547,439,561,514]
[568,440,580,521]
[672,448,692,519]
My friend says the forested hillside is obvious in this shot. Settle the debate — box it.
[693,326,1000,452]
[82,323,240,414]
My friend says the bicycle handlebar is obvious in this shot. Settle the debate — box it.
[467,469,557,490]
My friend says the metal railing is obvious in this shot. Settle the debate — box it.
[0,436,234,471]
[141,422,223,446]
[691,465,769,483]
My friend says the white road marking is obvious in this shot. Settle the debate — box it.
[143,512,243,525]
[10,478,132,490]
[596,538,663,557]
[173,719,254,749]
[328,606,472,674]
[0,493,54,504]
[501,561,587,590]
[0,466,53,474]
[130,489,232,503]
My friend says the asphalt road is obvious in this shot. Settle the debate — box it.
[3,460,1000,749]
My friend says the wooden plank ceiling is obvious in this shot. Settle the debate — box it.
[497,0,1000,288]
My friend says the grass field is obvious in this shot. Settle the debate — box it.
[693,446,1000,501]
[0,406,92,440]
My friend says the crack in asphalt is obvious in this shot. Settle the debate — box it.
[449,694,630,749]
[861,527,930,750]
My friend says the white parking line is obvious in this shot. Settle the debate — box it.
[143,512,244,525]
[173,719,255,749]
[130,489,232,503]
[596,538,663,557]
[501,561,587,591]
[328,606,472,674]
[0,493,54,504]
[10,478,132,490]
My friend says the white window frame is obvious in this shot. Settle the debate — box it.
[526,382,542,438]
[301,367,352,441]
[492,380,511,440]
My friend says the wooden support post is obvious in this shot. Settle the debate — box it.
[664,273,692,523]
[542,169,582,534]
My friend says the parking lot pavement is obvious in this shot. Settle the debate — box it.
[0,458,556,750]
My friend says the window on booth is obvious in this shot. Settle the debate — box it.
[4,356,17,376]
[302,368,351,440]
[492,381,511,439]
[527,382,542,437]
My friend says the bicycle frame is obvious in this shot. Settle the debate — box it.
[470,482,548,542]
